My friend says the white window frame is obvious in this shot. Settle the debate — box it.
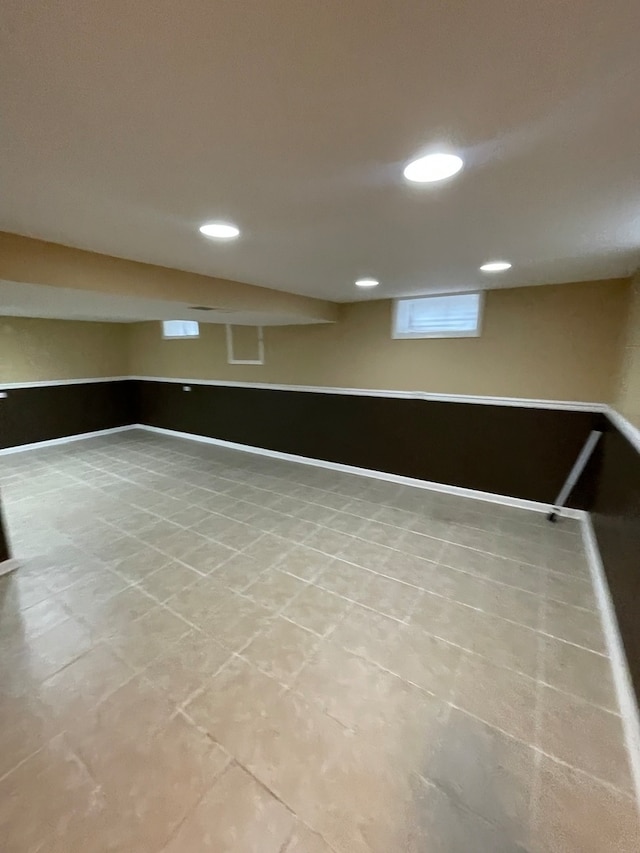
[225,325,265,365]
[162,320,200,339]
[392,292,484,340]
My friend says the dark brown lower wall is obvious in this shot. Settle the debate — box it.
[0,380,136,451]
[0,496,10,562]
[136,380,602,506]
[591,423,640,701]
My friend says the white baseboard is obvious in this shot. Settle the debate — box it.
[581,515,640,809]
[0,559,19,577]
[132,423,581,518]
[0,425,135,456]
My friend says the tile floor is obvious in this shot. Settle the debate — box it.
[0,430,638,852]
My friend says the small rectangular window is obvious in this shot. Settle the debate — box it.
[162,320,200,339]
[392,293,483,339]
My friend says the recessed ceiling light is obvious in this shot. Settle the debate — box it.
[480,261,512,272]
[355,278,379,288]
[199,222,240,240]
[403,153,464,183]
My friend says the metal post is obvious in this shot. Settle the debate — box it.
[547,430,602,522]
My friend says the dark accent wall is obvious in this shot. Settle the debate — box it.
[135,380,603,506]
[591,423,640,700]
[0,380,136,451]
[0,495,10,563]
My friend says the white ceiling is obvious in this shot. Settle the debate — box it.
[0,281,321,326]
[1,0,639,304]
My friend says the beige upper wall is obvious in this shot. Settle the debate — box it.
[0,232,338,324]
[615,273,640,428]
[129,279,630,402]
[1,279,631,403]
[0,316,128,383]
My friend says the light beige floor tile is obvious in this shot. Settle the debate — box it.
[542,597,606,653]
[4,615,93,683]
[179,539,239,573]
[55,568,131,613]
[142,629,231,703]
[210,551,266,590]
[3,435,632,853]
[282,583,352,635]
[242,616,320,683]
[80,713,231,853]
[283,822,334,853]
[532,755,640,853]
[542,635,617,710]
[410,592,541,678]
[40,642,135,723]
[217,521,265,551]
[538,684,632,789]
[185,656,284,756]
[272,515,320,542]
[544,546,591,578]
[315,558,373,599]
[544,569,597,610]
[453,653,538,741]
[279,544,337,581]
[241,532,293,568]
[382,552,441,589]
[477,577,543,630]
[112,548,172,582]
[303,527,355,557]
[108,605,191,669]
[339,537,396,572]
[295,643,448,758]
[204,592,274,650]
[426,708,535,838]
[245,568,309,611]
[0,570,51,611]
[0,596,70,645]
[381,623,461,698]
[294,642,393,729]
[77,585,157,637]
[0,692,58,780]
[165,576,229,629]
[330,602,403,663]
[156,529,212,560]
[394,529,446,562]
[105,534,147,560]
[415,777,530,853]
[0,733,105,853]
[162,763,294,852]
[137,560,201,602]
[355,518,406,548]
[441,542,546,595]
[351,571,418,620]
[408,588,452,634]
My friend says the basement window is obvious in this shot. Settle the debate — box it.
[162,320,200,339]
[392,293,483,339]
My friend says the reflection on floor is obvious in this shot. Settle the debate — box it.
[0,431,637,852]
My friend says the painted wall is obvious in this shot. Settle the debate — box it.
[0,232,338,324]
[129,279,629,402]
[615,274,640,429]
[0,316,128,384]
